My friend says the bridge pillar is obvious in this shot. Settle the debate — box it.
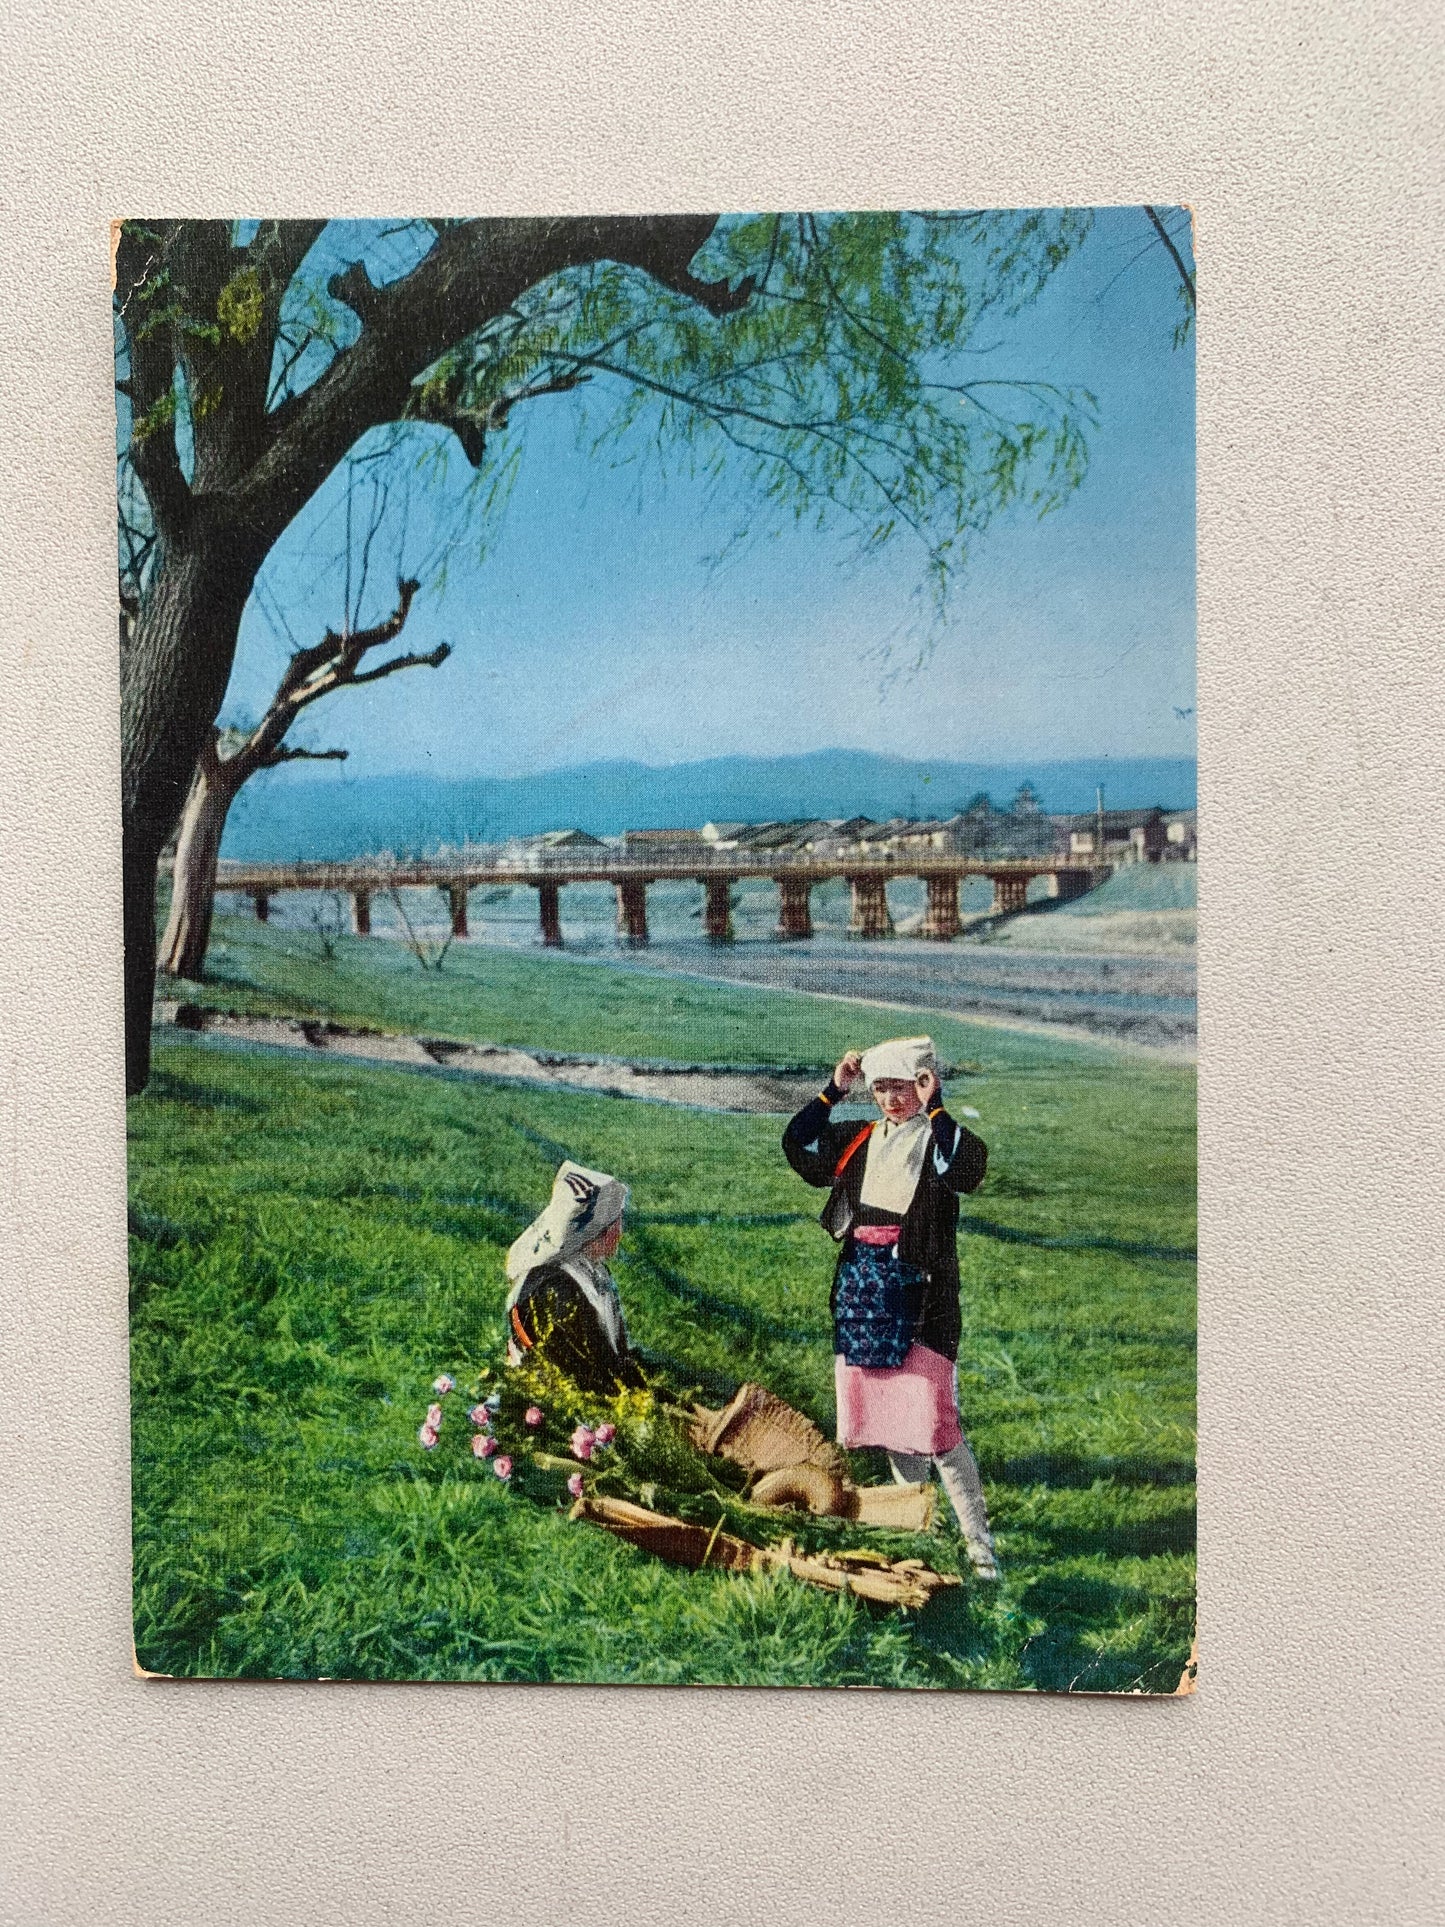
[989,873,1028,915]
[616,879,649,946]
[702,877,733,943]
[1053,868,1093,903]
[537,880,564,948]
[919,874,960,940]
[775,875,814,940]
[350,888,371,936]
[847,874,894,939]
[445,883,470,939]
[251,890,271,923]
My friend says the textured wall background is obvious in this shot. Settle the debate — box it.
[1,4,1441,1921]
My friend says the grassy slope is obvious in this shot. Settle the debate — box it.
[177,912,1122,1069]
[130,929,1195,1691]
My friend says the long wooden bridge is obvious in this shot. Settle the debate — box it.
[205,847,1109,946]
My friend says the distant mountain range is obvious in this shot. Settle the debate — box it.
[220,751,1198,862]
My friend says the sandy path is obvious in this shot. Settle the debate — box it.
[158,1002,826,1113]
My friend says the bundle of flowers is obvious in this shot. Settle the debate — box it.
[412,1358,651,1506]
[408,1355,937,1571]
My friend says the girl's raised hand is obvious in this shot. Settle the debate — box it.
[915,1066,942,1110]
[833,1049,863,1093]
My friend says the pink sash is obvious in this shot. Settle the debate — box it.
[851,1223,902,1246]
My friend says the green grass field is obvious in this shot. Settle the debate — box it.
[179,913,1142,1069]
[129,920,1196,1691]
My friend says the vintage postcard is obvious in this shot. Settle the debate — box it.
[116,211,1196,1690]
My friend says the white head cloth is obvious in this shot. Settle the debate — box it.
[859,1035,939,1087]
[505,1160,629,1284]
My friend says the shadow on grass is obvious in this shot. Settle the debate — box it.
[909,1584,998,1675]
[332,1182,813,1240]
[1033,1505,1197,1561]
[142,1066,269,1115]
[313,1179,529,1251]
[963,1214,1196,1264]
[632,1347,742,1403]
[996,1451,1197,1489]
[632,1209,814,1229]
[1016,1571,1192,1695]
[506,1117,590,1166]
[622,1226,828,1349]
[127,1201,190,1248]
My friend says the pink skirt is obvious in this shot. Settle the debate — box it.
[834,1343,964,1457]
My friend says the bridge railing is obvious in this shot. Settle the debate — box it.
[207,843,1073,885]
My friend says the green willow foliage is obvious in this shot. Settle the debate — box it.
[423,211,1097,632]
[120,214,1097,646]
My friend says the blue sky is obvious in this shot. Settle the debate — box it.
[221,208,1195,782]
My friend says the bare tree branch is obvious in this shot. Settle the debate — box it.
[386,880,455,971]
[260,744,349,767]
[246,219,329,294]
[188,726,224,787]
[348,641,451,685]
[407,366,592,466]
[207,574,444,789]
[274,575,421,705]
[243,216,751,517]
[117,480,156,618]
[1144,207,1196,309]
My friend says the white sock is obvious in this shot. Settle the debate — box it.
[933,1442,999,1574]
[889,1445,999,1573]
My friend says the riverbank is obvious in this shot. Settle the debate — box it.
[157,1002,830,1112]
[596,937,1195,1056]
[193,894,1195,1057]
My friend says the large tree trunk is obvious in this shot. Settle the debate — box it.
[157,750,238,982]
[120,510,269,1094]
[116,216,741,1097]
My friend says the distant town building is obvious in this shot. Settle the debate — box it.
[701,803,1071,860]
[1051,806,1196,863]
[499,827,607,863]
[622,827,707,852]
[539,827,606,849]
[739,819,830,852]
[555,795,1195,867]
[701,818,830,853]
[946,793,1055,857]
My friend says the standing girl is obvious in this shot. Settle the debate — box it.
[782,1035,999,1578]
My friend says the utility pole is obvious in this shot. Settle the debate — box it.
[1096,784,1105,870]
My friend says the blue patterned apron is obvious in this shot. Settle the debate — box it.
[833,1240,925,1368]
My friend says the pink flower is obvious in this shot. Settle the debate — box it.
[524,1406,544,1429]
[567,1472,585,1499]
[418,1423,439,1450]
[426,1403,444,1430]
[594,1422,617,1446]
[432,1374,455,1395]
[493,1455,513,1481]
[467,1404,491,1429]
[472,1433,497,1459]
[570,1425,596,1462]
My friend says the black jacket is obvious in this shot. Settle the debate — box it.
[782,1084,987,1362]
[508,1262,647,1396]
